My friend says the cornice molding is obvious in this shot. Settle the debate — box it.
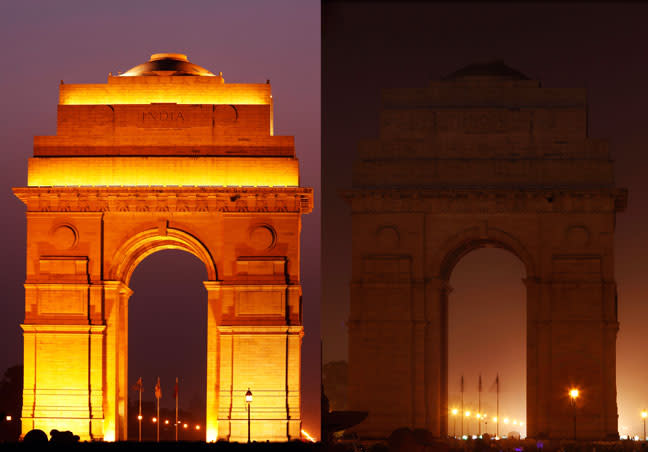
[13,186,314,214]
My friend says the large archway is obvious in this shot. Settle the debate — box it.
[447,246,527,439]
[127,249,208,441]
[15,54,313,442]
[345,65,625,440]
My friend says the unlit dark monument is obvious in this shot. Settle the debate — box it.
[345,62,626,440]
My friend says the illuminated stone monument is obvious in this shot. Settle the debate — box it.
[14,53,312,442]
[346,61,625,440]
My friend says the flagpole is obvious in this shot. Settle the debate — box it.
[138,379,142,442]
[478,374,482,436]
[156,377,160,443]
[175,377,179,442]
[460,375,464,437]
[496,373,500,438]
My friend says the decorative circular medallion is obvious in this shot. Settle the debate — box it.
[52,225,77,250]
[249,225,275,250]
[377,226,400,250]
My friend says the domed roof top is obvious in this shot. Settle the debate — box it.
[120,53,216,77]
[442,60,530,81]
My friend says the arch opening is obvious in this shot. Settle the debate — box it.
[127,249,208,441]
[445,244,527,439]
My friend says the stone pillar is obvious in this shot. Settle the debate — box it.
[103,281,132,441]
[424,277,451,437]
[203,281,222,442]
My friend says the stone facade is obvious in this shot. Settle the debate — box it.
[345,63,626,440]
[14,54,312,442]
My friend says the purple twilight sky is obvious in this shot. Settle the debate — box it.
[0,0,320,438]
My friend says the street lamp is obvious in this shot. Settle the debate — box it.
[641,410,647,440]
[451,409,458,437]
[569,388,579,441]
[245,388,253,443]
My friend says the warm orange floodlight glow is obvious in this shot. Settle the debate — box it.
[492,417,498,423]
[504,418,510,424]
[28,157,299,187]
[451,409,458,415]
[164,420,169,425]
[569,389,579,399]
[301,429,316,442]
[465,411,471,417]
[195,425,201,430]
[183,423,188,429]
[5,416,11,421]
[59,81,271,106]
[245,388,253,404]
[152,417,157,423]
[137,415,142,420]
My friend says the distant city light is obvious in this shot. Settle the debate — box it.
[462,435,468,440]
[137,415,142,420]
[492,417,498,422]
[465,411,471,417]
[569,389,579,399]
[5,415,11,421]
[513,420,518,425]
[642,410,648,419]
[195,425,201,430]
[164,420,169,425]
[504,418,510,424]
[451,408,458,415]
[183,423,188,429]
[152,417,157,423]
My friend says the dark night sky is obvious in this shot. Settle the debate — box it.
[0,0,320,438]
[323,2,648,437]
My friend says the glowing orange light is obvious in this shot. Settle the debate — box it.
[5,416,11,421]
[301,429,316,442]
[152,417,157,423]
[137,415,142,420]
[569,389,579,399]
[164,420,169,425]
[642,410,648,419]
[195,425,201,430]
[465,411,471,417]
[183,423,188,429]
[28,157,299,187]
[451,409,458,415]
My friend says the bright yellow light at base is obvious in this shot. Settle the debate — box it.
[569,389,579,399]
[301,429,316,443]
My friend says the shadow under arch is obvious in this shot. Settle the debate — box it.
[109,228,218,285]
[433,226,536,282]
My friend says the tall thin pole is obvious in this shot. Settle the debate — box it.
[175,377,179,442]
[460,375,464,437]
[496,374,500,438]
[571,398,577,441]
[478,374,482,436]
[155,376,161,443]
[138,381,142,442]
[247,402,251,443]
